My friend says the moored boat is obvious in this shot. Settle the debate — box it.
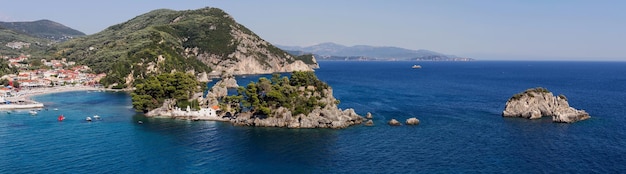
[86,117,92,122]
[58,115,65,121]
[412,65,422,69]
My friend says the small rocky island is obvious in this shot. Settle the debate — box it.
[502,87,590,123]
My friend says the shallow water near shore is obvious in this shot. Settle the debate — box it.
[1,61,625,173]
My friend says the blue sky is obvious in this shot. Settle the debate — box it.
[0,0,624,60]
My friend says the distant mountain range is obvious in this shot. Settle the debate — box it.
[277,42,474,61]
[0,20,85,42]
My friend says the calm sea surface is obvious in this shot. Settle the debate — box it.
[1,61,625,173]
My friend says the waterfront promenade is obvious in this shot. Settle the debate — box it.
[1,86,109,110]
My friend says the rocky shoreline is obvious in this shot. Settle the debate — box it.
[230,105,363,129]
[146,104,363,129]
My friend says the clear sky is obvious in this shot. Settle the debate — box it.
[1,0,624,61]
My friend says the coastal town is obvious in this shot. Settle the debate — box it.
[0,54,106,108]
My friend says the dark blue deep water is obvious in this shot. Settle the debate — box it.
[1,61,625,173]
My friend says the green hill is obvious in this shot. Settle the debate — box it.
[52,7,317,88]
[0,20,85,42]
[0,26,53,57]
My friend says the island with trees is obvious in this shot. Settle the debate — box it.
[226,71,363,128]
[132,71,364,129]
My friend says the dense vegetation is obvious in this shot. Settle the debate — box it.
[0,59,18,77]
[50,7,314,87]
[0,27,53,57]
[50,8,236,87]
[2,7,316,93]
[223,71,332,117]
[130,72,200,113]
[52,8,219,87]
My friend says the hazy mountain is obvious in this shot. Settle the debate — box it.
[0,20,85,42]
[277,42,474,61]
[53,7,317,87]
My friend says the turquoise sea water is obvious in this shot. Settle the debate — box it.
[1,61,625,173]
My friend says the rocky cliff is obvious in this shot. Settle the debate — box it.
[230,88,364,129]
[502,87,590,123]
[203,75,238,107]
[193,24,319,75]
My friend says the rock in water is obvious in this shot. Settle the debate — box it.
[502,87,590,123]
[406,117,420,125]
[209,75,238,98]
[366,112,373,119]
[364,120,374,126]
[388,119,401,126]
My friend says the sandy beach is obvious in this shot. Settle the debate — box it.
[7,86,117,101]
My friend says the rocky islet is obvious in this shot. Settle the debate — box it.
[502,87,590,123]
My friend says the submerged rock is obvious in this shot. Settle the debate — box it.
[388,119,401,126]
[406,117,420,125]
[364,120,374,126]
[502,87,590,123]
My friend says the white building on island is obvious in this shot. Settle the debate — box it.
[172,105,221,118]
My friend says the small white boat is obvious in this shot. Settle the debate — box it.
[86,117,92,122]
[29,110,38,115]
[412,65,422,69]
[93,115,100,120]
[53,108,59,111]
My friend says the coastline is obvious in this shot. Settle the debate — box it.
[2,86,123,110]
[9,86,104,101]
